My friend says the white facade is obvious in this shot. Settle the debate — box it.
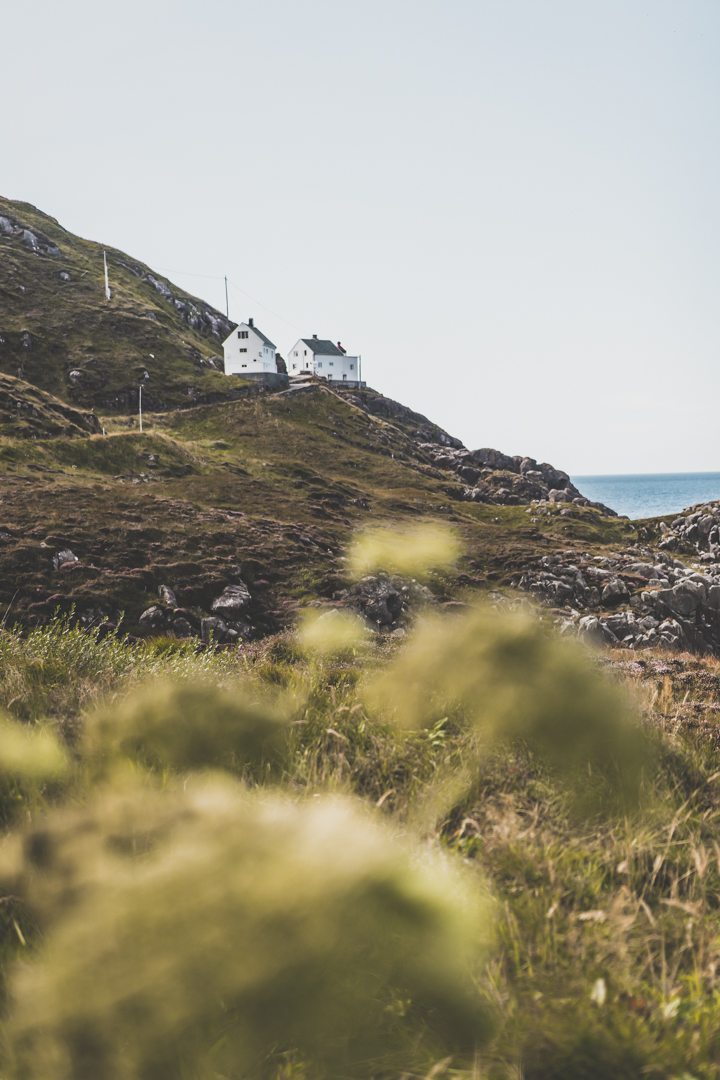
[222,320,277,377]
[287,337,360,383]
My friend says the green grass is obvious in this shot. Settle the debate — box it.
[0,615,719,1077]
[0,195,245,413]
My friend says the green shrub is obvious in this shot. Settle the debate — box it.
[82,682,290,778]
[367,611,650,814]
[3,780,494,1079]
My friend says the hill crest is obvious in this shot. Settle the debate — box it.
[0,195,239,413]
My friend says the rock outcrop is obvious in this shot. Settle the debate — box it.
[331,573,436,632]
[417,443,617,514]
[0,213,61,257]
[337,389,463,448]
[654,505,720,558]
[137,580,255,645]
[509,542,720,654]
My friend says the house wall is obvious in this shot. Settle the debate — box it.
[224,324,276,377]
[287,339,314,373]
[314,354,359,382]
[286,340,360,381]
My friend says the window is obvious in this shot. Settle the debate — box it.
[303,350,307,356]
[238,331,248,339]
[317,362,323,368]
[292,364,297,370]
[293,350,298,356]
[329,361,334,366]
[241,364,247,368]
[239,348,247,353]
[350,364,354,370]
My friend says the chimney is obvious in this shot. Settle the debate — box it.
[249,317,254,328]
[337,341,346,354]
[313,334,318,339]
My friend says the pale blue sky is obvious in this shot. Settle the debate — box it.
[3,0,719,473]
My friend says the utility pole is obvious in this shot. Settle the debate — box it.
[103,251,111,300]
[139,385,143,433]
[225,276,229,318]
[358,354,362,388]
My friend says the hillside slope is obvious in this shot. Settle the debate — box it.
[0,375,641,638]
[0,196,241,412]
[4,195,713,656]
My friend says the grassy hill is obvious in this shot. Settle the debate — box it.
[0,379,638,636]
[0,194,677,642]
[0,196,244,412]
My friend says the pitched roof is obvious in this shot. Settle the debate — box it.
[221,323,276,350]
[251,325,276,349]
[301,338,344,356]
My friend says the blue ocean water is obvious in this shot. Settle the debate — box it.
[571,473,720,521]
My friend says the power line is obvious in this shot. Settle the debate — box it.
[152,266,302,331]
[227,279,302,331]
[153,267,224,281]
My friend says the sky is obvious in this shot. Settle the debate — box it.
[2,0,719,474]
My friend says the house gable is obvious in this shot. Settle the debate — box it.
[223,321,277,377]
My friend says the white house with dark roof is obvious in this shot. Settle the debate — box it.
[287,336,361,384]
[222,318,278,378]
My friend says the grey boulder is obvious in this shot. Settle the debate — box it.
[577,616,605,647]
[139,606,166,630]
[601,578,629,605]
[657,579,706,616]
[201,616,228,644]
[211,582,251,618]
[158,584,178,607]
[364,582,403,625]
[53,549,78,570]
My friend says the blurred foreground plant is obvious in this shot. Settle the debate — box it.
[298,608,370,657]
[366,610,650,814]
[348,522,460,579]
[2,779,494,1079]
[0,716,70,830]
[82,681,291,779]
[0,716,68,783]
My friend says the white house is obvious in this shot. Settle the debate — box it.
[222,319,277,378]
[287,336,361,385]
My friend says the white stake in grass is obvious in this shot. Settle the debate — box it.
[103,251,111,301]
[139,384,143,433]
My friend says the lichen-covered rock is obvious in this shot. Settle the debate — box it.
[52,549,78,570]
[139,606,166,630]
[211,583,251,619]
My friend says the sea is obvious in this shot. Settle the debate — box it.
[570,473,720,521]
